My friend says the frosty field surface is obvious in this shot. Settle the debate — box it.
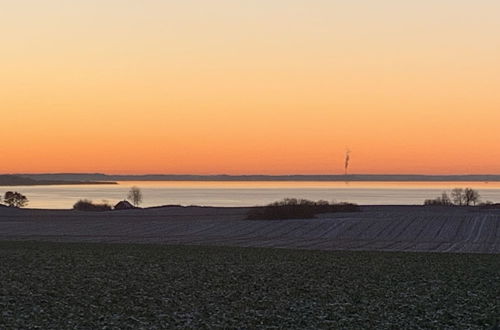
[0,206,499,253]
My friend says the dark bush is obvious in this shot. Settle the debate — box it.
[424,192,452,206]
[73,199,112,212]
[3,191,29,208]
[246,198,360,220]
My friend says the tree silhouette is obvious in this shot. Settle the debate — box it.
[4,191,28,208]
[451,188,464,206]
[463,188,480,206]
[127,186,143,207]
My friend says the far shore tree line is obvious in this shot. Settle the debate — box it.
[72,186,143,211]
[0,186,497,211]
[0,187,143,210]
[424,188,486,206]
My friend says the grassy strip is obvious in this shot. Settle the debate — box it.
[0,241,498,329]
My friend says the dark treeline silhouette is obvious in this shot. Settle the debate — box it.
[247,198,360,220]
[73,188,144,211]
[73,200,112,212]
[424,188,481,206]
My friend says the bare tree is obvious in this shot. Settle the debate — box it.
[463,188,480,206]
[424,191,452,206]
[127,186,143,207]
[4,191,29,208]
[451,188,464,206]
[440,192,452,205]
[426,188,480,207]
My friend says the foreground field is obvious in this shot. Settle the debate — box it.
[0,206,499,253]
[0,242,498,329]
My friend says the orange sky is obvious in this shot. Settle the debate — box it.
[1,1,499,174]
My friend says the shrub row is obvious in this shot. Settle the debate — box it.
[73,199,113,212]
[246,198,360,220]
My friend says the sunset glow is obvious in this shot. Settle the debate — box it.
[1,1,499,174]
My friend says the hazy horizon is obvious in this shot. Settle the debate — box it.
[10,172,500,180]
[10,172,500,176]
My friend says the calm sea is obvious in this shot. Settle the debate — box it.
[1,181,500,209]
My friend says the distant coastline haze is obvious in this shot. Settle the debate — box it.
[13,173,500,182]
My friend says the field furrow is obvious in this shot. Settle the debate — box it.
[1,206,499,253]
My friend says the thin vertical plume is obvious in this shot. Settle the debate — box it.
[344,149,351,175]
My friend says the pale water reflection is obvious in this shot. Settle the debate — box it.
[1,181,500,209]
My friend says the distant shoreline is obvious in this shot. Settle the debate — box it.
[0,175,117,187]
[14,173,500,182]
[0,181,117,187]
